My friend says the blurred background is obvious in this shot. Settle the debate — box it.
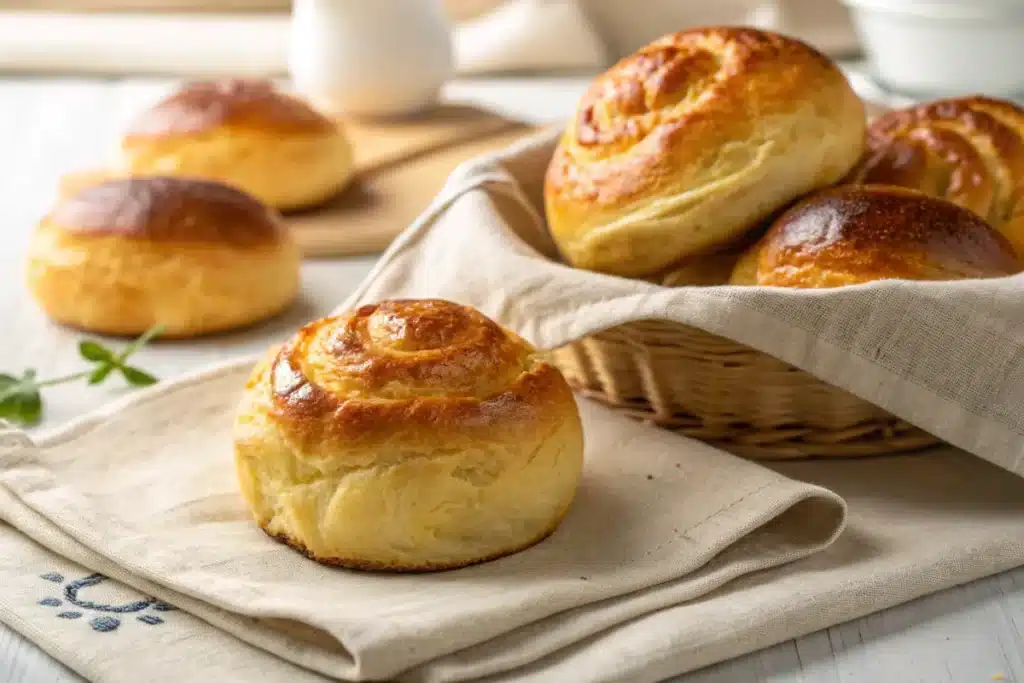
[4,0,1016,106]
[0,0,859,74]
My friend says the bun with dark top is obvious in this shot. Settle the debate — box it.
[116,79,355,211]
[846,96,1024,259]
[730,185,1021,287]
[26,176,301,337]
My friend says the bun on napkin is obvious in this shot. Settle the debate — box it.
[26,176,300,338]
[729,185,1021,287]
[544,26,866,280]
[232,299,585,572]
[114,79,355,212]
[845,96,1024,259]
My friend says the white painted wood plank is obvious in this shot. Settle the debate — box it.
[0,625,82,683]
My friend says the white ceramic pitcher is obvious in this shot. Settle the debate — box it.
[288,0,455,118]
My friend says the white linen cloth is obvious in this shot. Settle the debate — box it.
[0,366,846,682]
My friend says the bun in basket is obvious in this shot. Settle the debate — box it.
[544,26,866,279]
[25,177,300,338]
[233,299,585,572]
[730,185,1021,287]
[116,79,355,211]
[846,96,1024,259]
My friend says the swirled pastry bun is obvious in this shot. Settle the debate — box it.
[544,26,866,279]
[115,79,355,211]
[233,299,585,572]
[846,96,1024,258]
[26,177,300,338]
[729,185,1021,287]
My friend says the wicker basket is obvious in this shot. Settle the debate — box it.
[548,320,940,460]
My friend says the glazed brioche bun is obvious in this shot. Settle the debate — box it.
[729,185,1021,287]
[116,79,355,212]
[544,26,866,279]
[846,96,1024,259]
[26,176,301,338]
[233,299,585,572]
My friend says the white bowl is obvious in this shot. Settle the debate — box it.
[842,0,1024,97]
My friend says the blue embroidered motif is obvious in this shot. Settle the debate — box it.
[64,574,153,613]
[36,571,173,632]
[90,616,120,633]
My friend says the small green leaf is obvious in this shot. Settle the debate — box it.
[0,374,19,396]
[0,325,161,425]
[117,323,166,363]
[88,365,115,385]
[0,371,38,402]
[79,341,114,363]
[16,391,42,425]
[0,380,42,426]
[120,366,158,387]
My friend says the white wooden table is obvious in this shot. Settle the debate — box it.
[0,76,1021,683]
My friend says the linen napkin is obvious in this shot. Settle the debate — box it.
[0,360,846,683]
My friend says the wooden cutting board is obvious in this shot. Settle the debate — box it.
[288,105,537,257]
[58,104,540,258]
[294,99,898,258]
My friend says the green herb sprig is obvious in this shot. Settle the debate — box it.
[0,324,164,426]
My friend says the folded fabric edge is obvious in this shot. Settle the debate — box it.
[394,482,847,683]
[337,131,557,316]
[0,511,337,683]
[22,355,260,449]
[0,483,356,681]
[0,592,104,683]
[0,368,849,682]
[0,413,849,683]
[580,539,1024,683]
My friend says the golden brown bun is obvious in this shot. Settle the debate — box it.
[729,185,1021,287]
[26,176,301,338]
[544,26,866,279]
[116,79,355,211]
[233,299,585,572]
[846,96,1024,259]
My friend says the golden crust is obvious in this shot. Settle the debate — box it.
[124,79,336,139]
[729,185,1021,287]
[233,300,585,572]
[25,177,300,338]
[48,176,287,246]
[544,26,866,278]
[116,79,355,212]
[846,96,1024,259]
[259,508,565,573]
